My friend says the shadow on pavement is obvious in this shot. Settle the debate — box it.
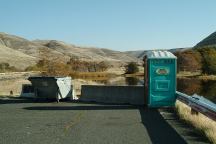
[0,97,136,105]
[0,97,57,104]
[139,108,209,144]
[23,105,138,110]
[139,108,187,144]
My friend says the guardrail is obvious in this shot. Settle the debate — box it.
[176,91,216,121]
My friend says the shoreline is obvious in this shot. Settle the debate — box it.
[177,72,216,80]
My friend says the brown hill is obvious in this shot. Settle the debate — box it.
[195,31,216,47]
[0,44,37,69]
[33,40,138,62]
[0,32,140,70]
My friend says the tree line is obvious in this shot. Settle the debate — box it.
[174,46,216,74]
[25,57,109,76]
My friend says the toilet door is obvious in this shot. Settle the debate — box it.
[149,59,175,106]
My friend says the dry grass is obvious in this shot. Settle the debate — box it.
[177,71,216,80]
[124,73,144,77]
[197,75,216,80]
[0,72,39,96]
[106,67,125,75]
[0,71,104,98]
[0,45,37,70]
[0,78,30,96]
[177,71,201,78]
[176,100,216,144]
[72,79,103,97]
[70,72,115,80]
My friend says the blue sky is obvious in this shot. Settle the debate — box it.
[0,0,215,51]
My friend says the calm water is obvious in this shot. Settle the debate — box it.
[87,76,216,103]
[177,78,216,103]
[93,76,144,86]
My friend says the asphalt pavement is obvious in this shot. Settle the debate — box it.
[0,98,210,144]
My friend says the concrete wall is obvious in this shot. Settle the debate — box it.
[80,85,144,105]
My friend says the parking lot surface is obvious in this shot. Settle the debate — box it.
[0,98,209,144]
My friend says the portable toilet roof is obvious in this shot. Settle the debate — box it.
[146,51,177,59]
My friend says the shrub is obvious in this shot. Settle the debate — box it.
[0,63,19,72]
[174,50,202,72]
[26,57,109,76]
[197,47,216,74]
[67,57,108,72]
[125,62,139,74]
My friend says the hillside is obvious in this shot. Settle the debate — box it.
[126,48,190,60]
[0,44,37,69]
[0,32,67,60]
[125,50,147,59]
[172,31,216,74]
[33,40,138,62]
[195,31,216,47]
[0,32,140,70]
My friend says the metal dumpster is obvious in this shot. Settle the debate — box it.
[28,76,72,102]
[144,51,177,107]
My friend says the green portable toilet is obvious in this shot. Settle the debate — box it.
[144,51,177,107]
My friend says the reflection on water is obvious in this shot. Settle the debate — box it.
[177,78,216,103]
[85,76,144,86]
[125,77,139,85]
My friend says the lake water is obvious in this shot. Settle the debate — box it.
[177,78,216,103]
[87,76,216,103]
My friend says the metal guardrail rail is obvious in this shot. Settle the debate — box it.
[176,91,216,121]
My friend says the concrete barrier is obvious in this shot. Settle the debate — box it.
[80,85,144,105]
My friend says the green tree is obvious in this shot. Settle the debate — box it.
[67,57,109,72]
[197,47,216,74]
[174,50,202,72]
[25,48,70,76]
[125,62,139,74]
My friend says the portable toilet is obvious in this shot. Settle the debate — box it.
[28,76,72,102]
[144,51,177,107]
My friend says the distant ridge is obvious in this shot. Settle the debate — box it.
[195,31,216,47]
[0,32,140,70]
[126,48,190,60]
[2,31,207,70]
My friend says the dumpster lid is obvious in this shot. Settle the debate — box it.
[146,51,176,59]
